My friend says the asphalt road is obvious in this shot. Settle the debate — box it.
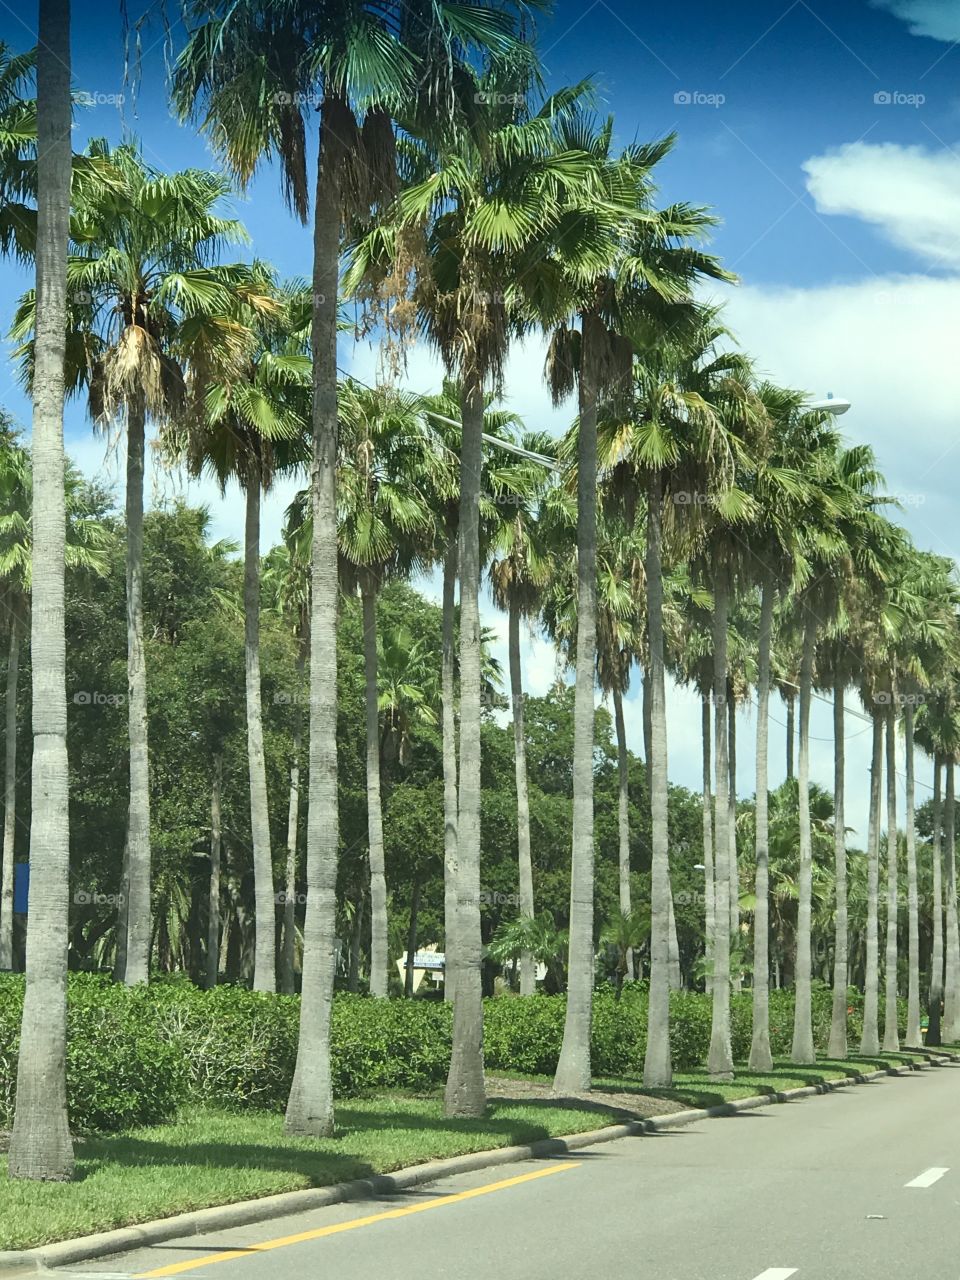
[60,1064,960,1280]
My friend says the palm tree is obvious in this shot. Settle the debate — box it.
[175,0,538,1138]
[859,705,884,1054]
[13,140,249,985]
[7,0,74,1181]
[916,680,960,1045]
[171,273,312,993]
[601,906,649,997]
[262,519,312,993]
[883,700,901,1052]
[625,309,757,1078]
[889,550,957,1046]
[348,73,601,1115]
[417,385,516,1004]
[0,434,109,970]
[945,756,960,1042]
[740,383,823,1071]
[0,43,37,263]
[542,129,732,1091]
[338,382,436,996]
[0,430,29,973]
[787,442,891,1063]
[488,434,557,996]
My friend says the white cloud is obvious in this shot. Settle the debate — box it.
[713,273,960,559]
[871,0,960,42]
[803,142,960,269]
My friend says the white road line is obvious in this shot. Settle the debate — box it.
[752,1270,798,1280]
[905,1166,949,1188]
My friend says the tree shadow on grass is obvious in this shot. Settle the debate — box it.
[72,1101,615,1185]
[73,1134,376,1186]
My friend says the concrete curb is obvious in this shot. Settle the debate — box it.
[3,1053,956,1274]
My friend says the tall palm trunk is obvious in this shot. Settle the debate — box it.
[643,471,672,1086]
[113,837,129,980]
[244,470,275,993]
[927,756,944,1046]
[361,580,389,997]
[509,596,536,995]
[122,393,151,985]
[205,753,222,990]
[348,887,364,993]
[441,529,459,1004]
[613,684,631,929]
[727,685,739,952]
[702,698,714,994]
[943,762,960,1042]
[404,870,422,997]
[749,571,774,1071]
[8,0,74,1179]
[285,128,340,1137]
[668,889,681,989]
[707,563,733,1078]
[641,666,652,788]
[859,712,883,1055]
[785,695,795,780]
[280,650,305,995]
[791,612,816,1064]
[828,677,849,1059]
[554,320,599,1096]
[445,373,486,1117]
[0,616,21,969]
[904,703,921,1047]
[882,707,900,1051]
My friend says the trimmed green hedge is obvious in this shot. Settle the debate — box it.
[0,974,187,1133]
[0,975,907,1133]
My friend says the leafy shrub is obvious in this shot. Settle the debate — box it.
[149,983,301,1111]
[332,996,452,1094]
[0,973,186,1133]
[483,994,565,1074]
[0,972,915,1134]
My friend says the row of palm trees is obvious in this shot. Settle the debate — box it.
[6,0,960,1183]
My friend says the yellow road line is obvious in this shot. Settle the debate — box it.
[135,1161,581,1278]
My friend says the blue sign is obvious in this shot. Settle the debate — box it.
[13,862,28,914]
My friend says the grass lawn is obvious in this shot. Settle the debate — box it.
[0,1095,617,1251]
[493,1049,932,1113]
[598,1050,926,1110]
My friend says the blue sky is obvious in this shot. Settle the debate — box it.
[2,0,960,832]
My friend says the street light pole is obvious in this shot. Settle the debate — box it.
[421,408,561,470]
[809,394,852,416]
